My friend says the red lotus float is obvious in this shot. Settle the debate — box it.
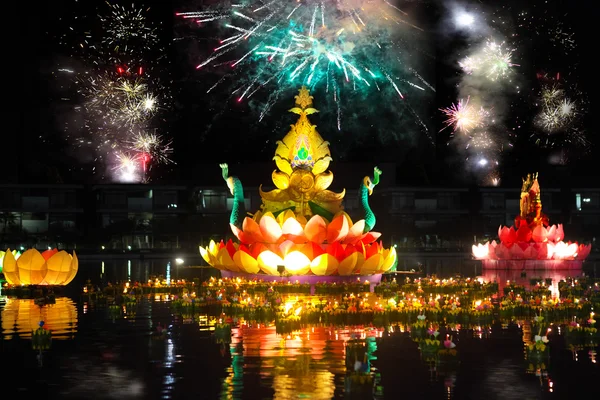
[472,173,591,269]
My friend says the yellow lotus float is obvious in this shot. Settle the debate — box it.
[200,87,397,277]
[0,249,21,274]
[1,297,78,339]
[2,248,78,286]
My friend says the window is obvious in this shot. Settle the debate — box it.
[482,193,504,210]
[392,193,414,210]
[104,192,127,208]
[578,192,599,210]
[202,192,226,209]
[438,193,459,210]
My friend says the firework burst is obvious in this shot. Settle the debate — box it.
[459,40,518,82]
[531,73,589,154]
[100,2,160,62]
[177,0,433,139]
[127,131,174,165]
[439,98,491,133]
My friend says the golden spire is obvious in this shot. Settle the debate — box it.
[259,87,344,218]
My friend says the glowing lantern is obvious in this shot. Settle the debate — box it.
[2,248,79,285]
[0,250,21,274]
[472,174,591,262]
[199,88,398,277]
[1,297,77,339]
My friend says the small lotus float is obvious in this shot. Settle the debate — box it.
[200,87,397,279]
[473,173,591,269]
[2,248,79,286]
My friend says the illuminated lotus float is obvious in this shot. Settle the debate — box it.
[1,248,79,286]
[200,87,397,284]
[472,173,591,270]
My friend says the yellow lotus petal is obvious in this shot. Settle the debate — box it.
[295,214,308,227]
[314,171,333,192]
[283,251,311,275]
[326,213,349,243]
[312,156,332,175]
[199,246,213,265]
[344,219,366,244]
[233,250,260,274]
[304,215,327,243]
[310,253,339,276]
[338,252,358,276]
[16,249,47,285]
[353,252,365,273]
[257,251,283,275]
[360,253,383,275]
[2,248,20,285]
[216,248,239,272]
[259,213,283,243]
[378,247,397,273]
[274,155,293,175]
[208,240,219,255]
[64,251,78,285]
[272,170,290,190]
[253,210,263,222]
[45,250,73,285]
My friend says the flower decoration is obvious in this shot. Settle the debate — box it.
[200,88,397,277]
[2,248,78,286]
[472,174,591,261]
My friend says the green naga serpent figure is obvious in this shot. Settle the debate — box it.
[220,163,245,230]
[359,166,382,233]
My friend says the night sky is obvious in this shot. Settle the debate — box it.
[9,0,598,187]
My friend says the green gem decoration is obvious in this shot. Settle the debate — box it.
[297,146,308,160]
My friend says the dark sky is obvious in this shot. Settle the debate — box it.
[9,0,598,187]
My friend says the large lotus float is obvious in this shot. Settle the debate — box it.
[200,87,397,285]
[472,173,591,270]
[1,248,79,286]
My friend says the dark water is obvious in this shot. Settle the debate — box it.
[1,259,599,399]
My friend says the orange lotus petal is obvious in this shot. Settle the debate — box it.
[65,251,78,285]
[360,232,381,245]
[217,247,239,272]
[41,248,58,260]
[344,219,366,244]
[281,217,306,243]
[249,243,269,259]
[278,239,297,257]
[310,253,339,276]
[304,215,327,243]
[231,223,253,244]
[360,253,382,275]
[259,213,283,243]
[243,217,265,243]
[326,213,349,243]
[16,249,48,285]
[257,251,284,275]
[283,251,311,275]
[45,250,73,285]
[233,250,260,274]
[338,252,358,276]
[365,243,380,259]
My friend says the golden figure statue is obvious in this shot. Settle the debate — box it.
[518,173,544,227]
[260,86,345,218]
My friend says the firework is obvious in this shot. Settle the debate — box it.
[531,74,589,154]
[127,131,174,165]
[77,66,163,128]
[177,0,433,136]
[113,152,140,182]
[439,98,491,133]
[100,2,160,62]
[458,40,518,82]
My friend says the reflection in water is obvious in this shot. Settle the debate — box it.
[481,268,583,298]
[1,297,77,339]
[221,326,347,399]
